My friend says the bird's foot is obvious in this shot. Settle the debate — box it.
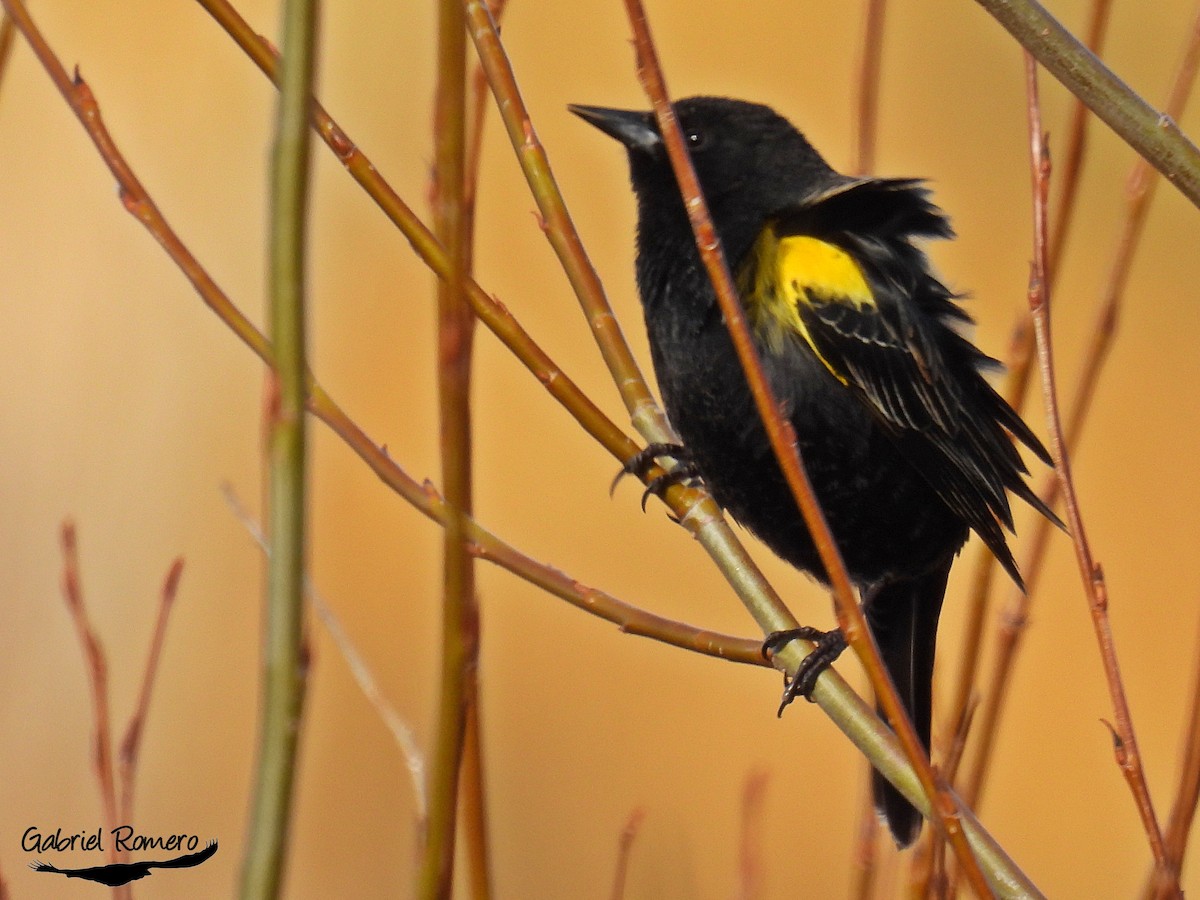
[763,627,848,716]
[610,442,702,510]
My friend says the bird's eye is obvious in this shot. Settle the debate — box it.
[685,129,706,149]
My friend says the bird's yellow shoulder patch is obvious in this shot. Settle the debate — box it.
[777,234,875,309]
[739,228,874,378]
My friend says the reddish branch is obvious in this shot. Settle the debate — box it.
[58,524,183,900]
[964,0,1200,833]
[1152,612,1200,896]
[59,523,119,865]
[1023,51,1173,891]
[117,558,184,829]
[609,808,646,900]
[851,0,887,176]
[943,0,1115,794]
[736,769,770,900]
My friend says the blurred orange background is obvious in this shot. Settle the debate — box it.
[3,1,1200,896]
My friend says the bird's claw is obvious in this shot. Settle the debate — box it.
[610,442,701,509]
[763,627,848,715]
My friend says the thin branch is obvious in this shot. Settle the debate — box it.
[916,700,977,897]
[117,557,184,827]
[621,2,989,892]
[1149,610,1200,897]
[457,9,510,898]
[608,808,646,900]
[221,482,428,820]
[459,703,489,900]
[1047,0,1114,276]
[943,0,1113,780]
[463,0,674,445]
[851,0,887,175]
[0,12,16,100]
[462,0,509,256]
[975,0,1200,209]
[240,0,318,894]
[1023,51,1172,888]
[851,791,880,900]
[59,523,119,865]
[2,3,274,360]
[965,0,1200,822]
[736,769,769,900]
[422,0,479,894]
[56,533,123,900]
[622,0,843,651]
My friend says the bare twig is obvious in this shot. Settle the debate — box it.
[1149,610,1200,896]
[57,525,182,900]
[59,523,119,866]
[0,12,16,99]
[462,0,509,254]
[221,483,428,817]
[623,0,851,659]
[1023,51,1172,890]
[917,701,977,897]
[1047,0,1114,276]
[422,0,480,894]
[851,790,880,900]
[463,0,674,445]
[609,808,646,900]
[943,0,1114,783]
[851,0,887,175]
[117,557,184,827]
[736,769,769,900]
[240,0,318,894]
[966,0,1200,828]
[975,0,1200,209]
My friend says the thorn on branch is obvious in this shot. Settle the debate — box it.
[1101,718,1125,753]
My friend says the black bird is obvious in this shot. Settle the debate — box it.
[571,96,1056,846]
[30,840,218,887]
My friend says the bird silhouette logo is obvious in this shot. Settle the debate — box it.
[30,839,217,887]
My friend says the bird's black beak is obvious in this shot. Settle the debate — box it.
[568,104,661,152]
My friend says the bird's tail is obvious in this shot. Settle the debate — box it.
[864,558,951,848]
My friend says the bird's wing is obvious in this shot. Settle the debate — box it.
[748,180,962,434]
[147,840,218,869]
[743,180,1058,582]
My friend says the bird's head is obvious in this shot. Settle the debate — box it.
[569,96,839,243]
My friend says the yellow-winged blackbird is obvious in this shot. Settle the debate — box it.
[571,96,1057,846]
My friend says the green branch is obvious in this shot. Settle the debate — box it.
[973,0,1200,208]
[239,0,318,895]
